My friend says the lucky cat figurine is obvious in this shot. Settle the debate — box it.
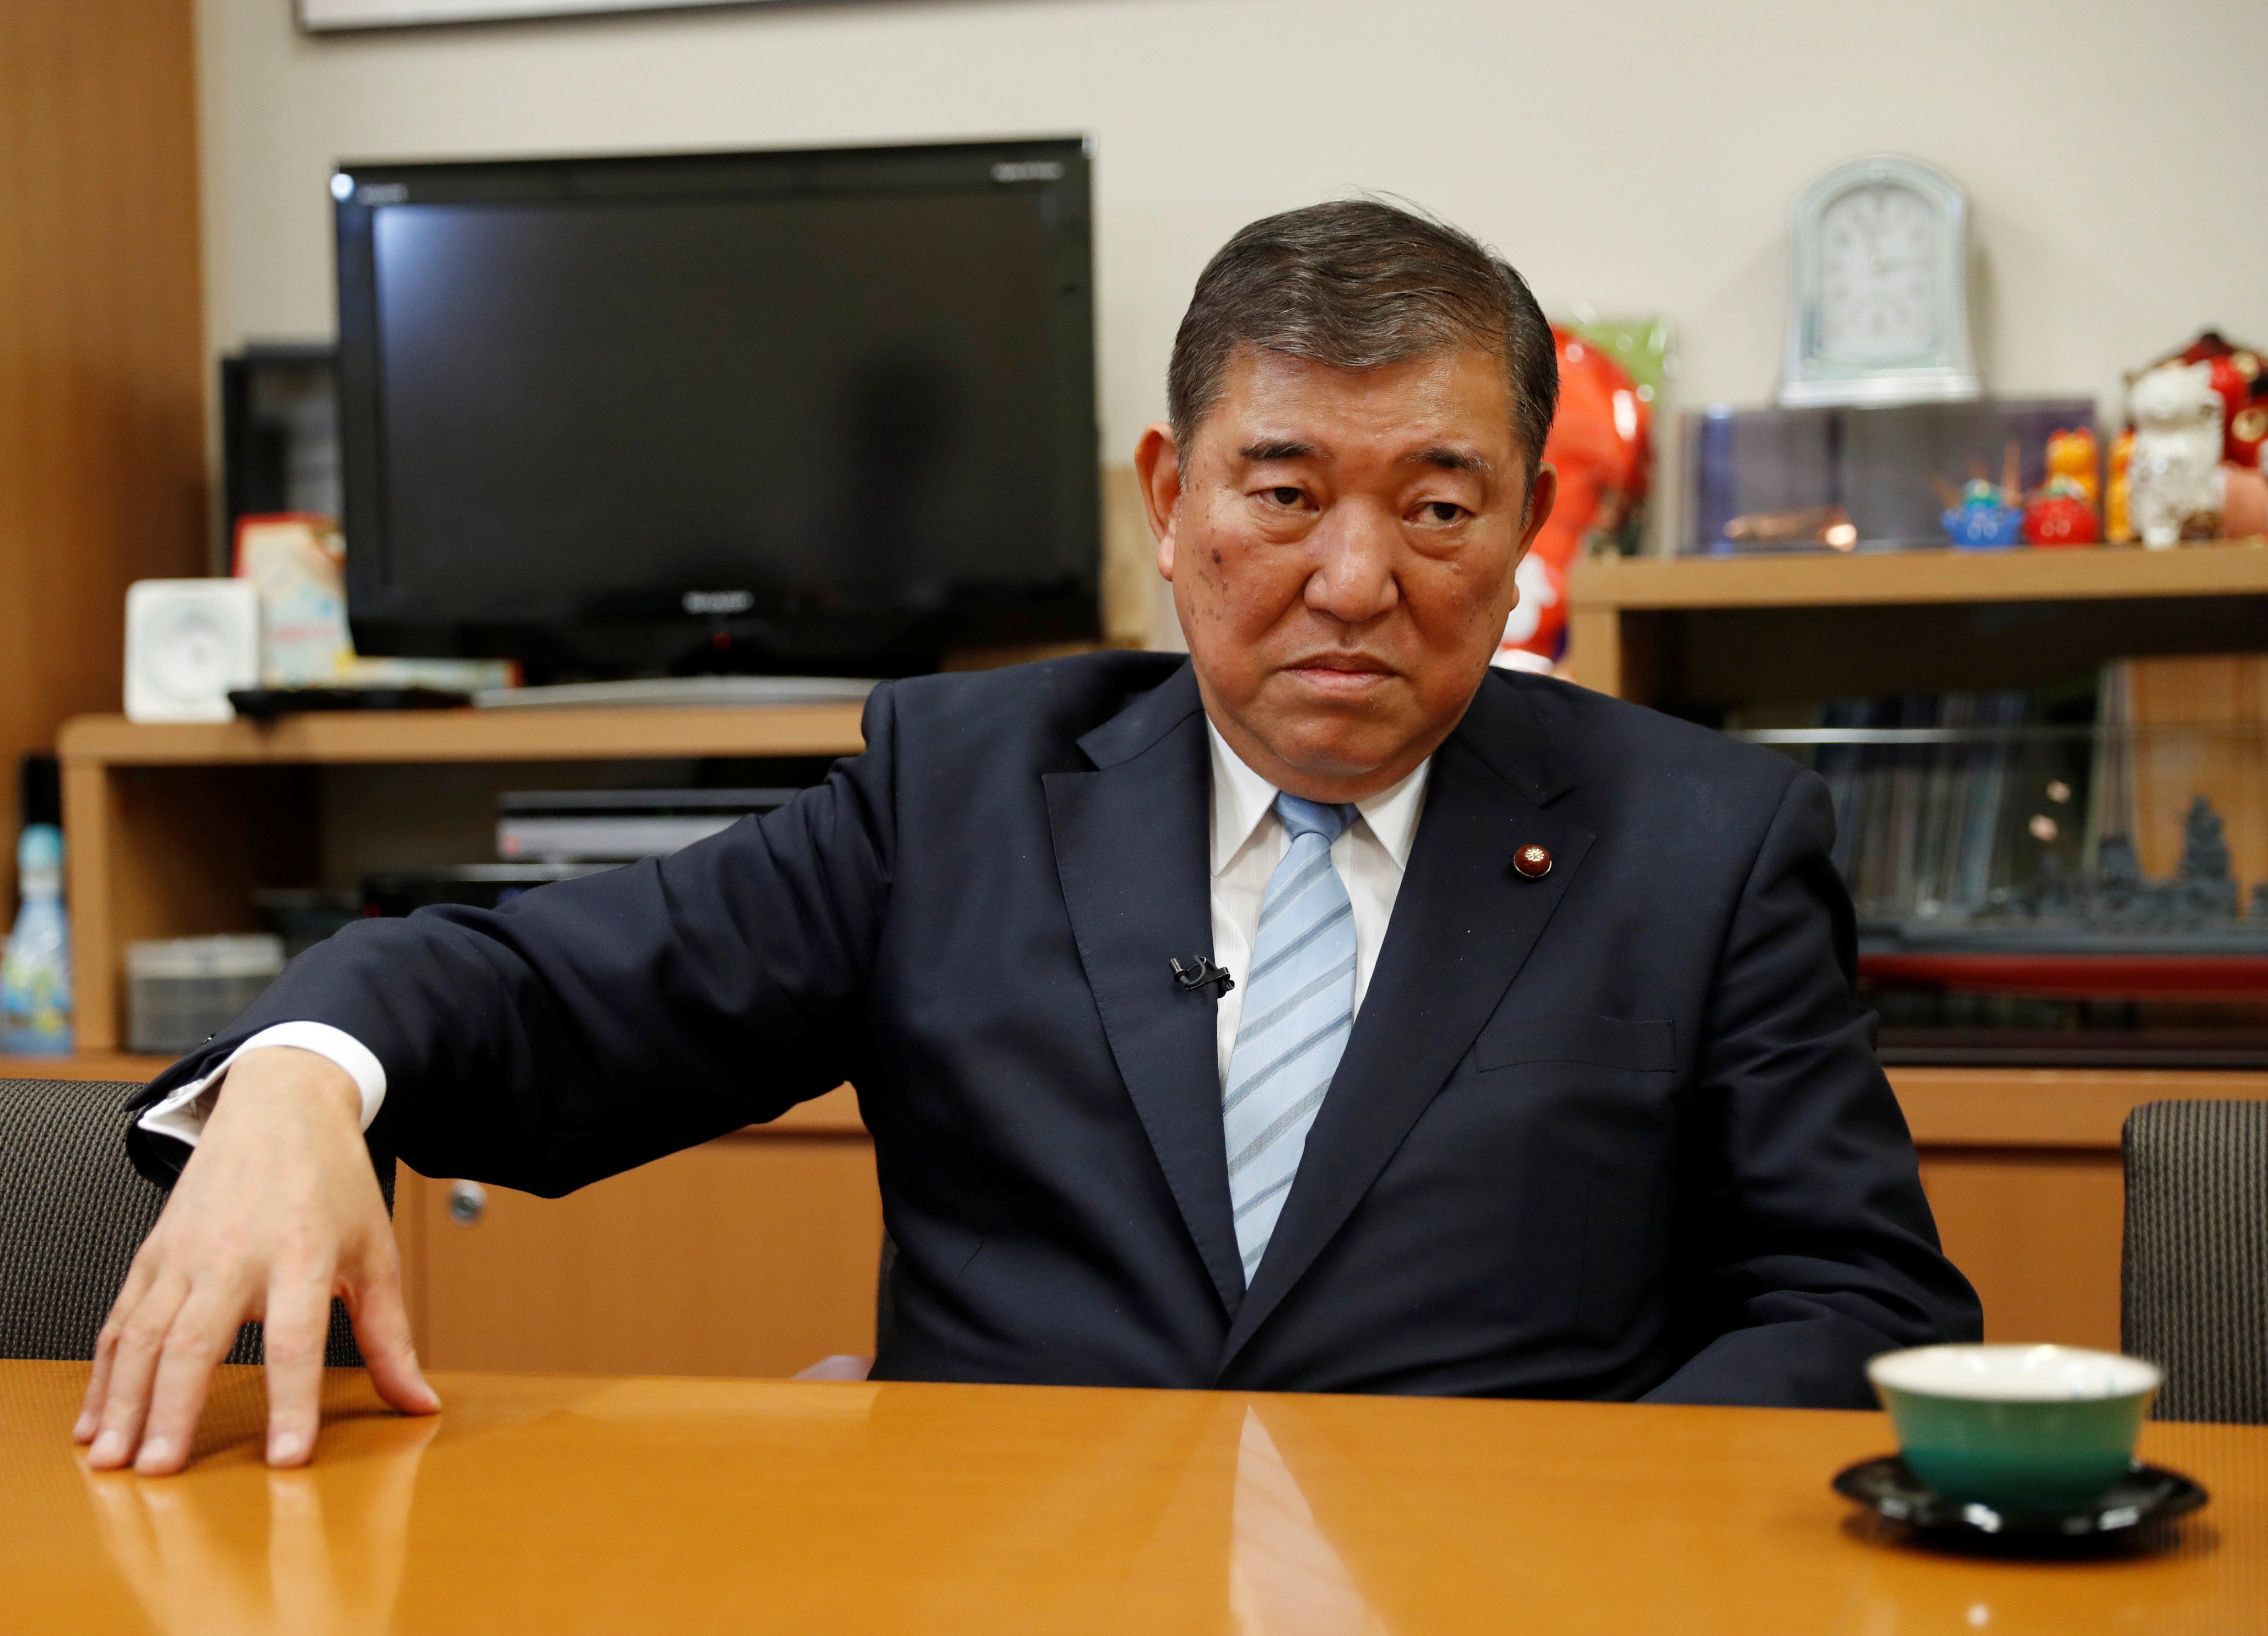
[2045,427,2100,506]
[2106,428,2135,543]
[2126,361,2226,547]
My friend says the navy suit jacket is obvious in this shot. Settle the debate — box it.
[130,653,1979,1404]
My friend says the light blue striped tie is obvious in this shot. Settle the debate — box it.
[1224,793,1358,1285]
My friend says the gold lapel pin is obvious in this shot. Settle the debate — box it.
[1512,843,1553,880]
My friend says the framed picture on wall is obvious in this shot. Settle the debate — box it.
[300,0,787,29]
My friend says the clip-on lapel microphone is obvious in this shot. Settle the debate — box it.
[1169,956,1236,998]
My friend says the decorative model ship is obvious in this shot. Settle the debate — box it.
[1860,797,2268,999]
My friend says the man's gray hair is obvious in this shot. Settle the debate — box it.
[1166,198,1559,483]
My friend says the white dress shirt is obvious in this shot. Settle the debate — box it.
[1206,721,1430,1088]
[139,717,1433,1146]
[137,1019,387,1146]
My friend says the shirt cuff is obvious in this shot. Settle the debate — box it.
[135,1022,388,1149]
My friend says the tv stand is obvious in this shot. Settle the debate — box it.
[476,676,879,711]
[56,701,868,1049]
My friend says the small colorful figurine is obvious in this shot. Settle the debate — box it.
[2045,427,2100,505]
[2120,330,2268,544]
[1935,444,2026,549]
[2106,428,2135,543]
[2224,458,2268,538]
[2158,329,2268,467]
[1941,477,2023,548]
[1495,326,1650,673]
[2232,402,2268,473]
[2127,360,2226,548]
[2021,476,2101,546]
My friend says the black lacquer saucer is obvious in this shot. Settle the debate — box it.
[1834,1455,2208,1546]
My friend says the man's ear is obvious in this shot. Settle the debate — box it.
[1515,462,1558,567]
[1133,423,1183,581]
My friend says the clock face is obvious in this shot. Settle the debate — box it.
[1816,181,1940,362]
[146,604,238,704]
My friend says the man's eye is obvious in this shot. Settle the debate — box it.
[1418,501,1466,523]
[1264,487,1305,507]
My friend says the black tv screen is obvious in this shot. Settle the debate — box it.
[334,139,1099,677]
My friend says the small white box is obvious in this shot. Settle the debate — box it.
[124,579,261,722]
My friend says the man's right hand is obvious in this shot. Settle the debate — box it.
[75,1047,441,1475]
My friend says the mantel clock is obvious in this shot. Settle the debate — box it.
[1781,156,1981,408]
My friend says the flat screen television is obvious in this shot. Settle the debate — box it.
[333,138,1099,679]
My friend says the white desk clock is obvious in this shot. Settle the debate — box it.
[1779,155,1981,409]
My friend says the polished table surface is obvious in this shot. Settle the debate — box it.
[4,1361,2263,1634]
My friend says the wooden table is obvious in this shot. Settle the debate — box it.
[5,1363,2262,1633]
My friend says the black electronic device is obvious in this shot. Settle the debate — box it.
[19,753,60,830]
[497,787,800,861]
[362,863,615,919]
[332,137,1100,681]
[1169,956,1235,998]
[227,686,470,720]
[220,344,341,542]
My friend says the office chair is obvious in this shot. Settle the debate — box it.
[0,1077,370,1367]
[2122,1098,2268,1424]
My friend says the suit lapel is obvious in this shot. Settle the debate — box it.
[1044,663,1246,1313]
[1219,674,1595,1368]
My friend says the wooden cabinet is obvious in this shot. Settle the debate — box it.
[1894,1067,2268,1350]
[396,1090,882,1378]
[10,1053,883,1380]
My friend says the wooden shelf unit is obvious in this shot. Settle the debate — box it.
[1567,540,2268,1350]
[57,702,869,769]
[1576,536,2268,612]
[57,704,866,1053]
[1568,538,2268,705]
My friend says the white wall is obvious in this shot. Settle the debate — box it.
[200,0,2268,521]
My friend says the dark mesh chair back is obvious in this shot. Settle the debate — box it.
[0,1077,369,1367]
[2122,1098,2268,1424]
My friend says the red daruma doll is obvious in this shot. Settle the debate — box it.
[1496,328,1650,674]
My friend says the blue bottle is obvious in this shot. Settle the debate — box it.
[3,821,73,1055]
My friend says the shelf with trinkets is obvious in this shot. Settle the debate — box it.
[1730,703,2268,1068]
[1566,384,2268,1349]
[1551,632,2268,1354]
[1568,538,2268,710]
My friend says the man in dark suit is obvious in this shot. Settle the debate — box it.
[81,200,1978,1475]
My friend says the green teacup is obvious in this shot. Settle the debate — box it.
[1867,1344,2162,1517]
